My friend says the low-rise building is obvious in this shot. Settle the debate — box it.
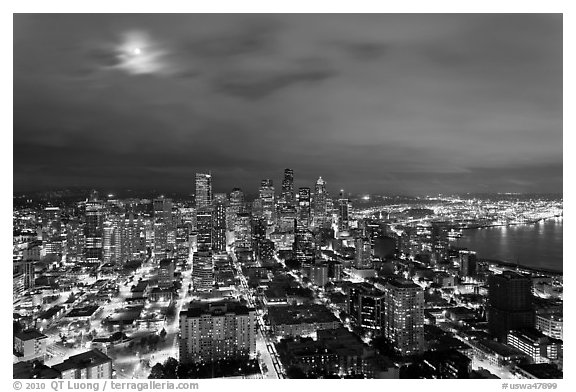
[52,349,113,379]
[268,304,341,337]
[14,329,47,363]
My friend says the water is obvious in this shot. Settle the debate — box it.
[455,218,563,272]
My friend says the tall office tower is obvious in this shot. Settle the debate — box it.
[175,224,191,264]
[19,260,35,290]
[158,258,176,289]
[297,187,311,230]
[277,205,297,233]
[153,197,175,256]
[347,283,385,334]
[42,207,62,237]
[312,176,328,228]
[488,271,534,341]
[259,179,275,225]
[338,190,350,231]
[121,214,146,262]
[234,213,252,251]
[354,237,373,269]
[281,168,295,206]
[196,209,213,252]
[179,301,257,363]
[212,201,227,252]
[251,218,267,260]
[458,250,478,277]
[191,251,214,292]
[66,218,84,261]
[383,278,425,356]
[102,222,115,263]
[430,223,449,265]
[227,188,244,229]
[84,191,104,264]
[195,173,212,209]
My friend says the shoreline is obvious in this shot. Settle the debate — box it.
[480,258,562,277]
[459,214,562,231]
[457,216,562,276]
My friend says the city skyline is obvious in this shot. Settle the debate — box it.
[14,14,562,195]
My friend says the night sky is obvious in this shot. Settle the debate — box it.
[13,14,562,195]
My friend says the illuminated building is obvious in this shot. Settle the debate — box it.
[347,282,385,334]
[175,224,191,263]
[259,179,275,225]
[354,237,373,268]
[120,214,146,262]
[277,205,297,233]
[191,251,214,292]
[536,313,563,340]
[196,209,213,251]
[309,263,329,287]
[281,168,295,206]
[507,328,563,364]
[488,271,534,341]
[459,250,478,277]
[195,173,212,209]
[212,200,227,252]
[383,278,425,355]
[52,349,112,379]
[338,190,350,231]
[13,329,47,363]
[297,187,311,230]
[158,258,175,289]
[227,188,244,229]
[153,197,174,257]
[179,301,256,363]
[430,223,450,265]
[234,213,252,251]
[312,176,328,228]
[84,191,104,264]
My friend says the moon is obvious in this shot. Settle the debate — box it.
[132,47,142,55]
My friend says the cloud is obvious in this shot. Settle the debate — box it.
[341,42,389,61]
[214,67,337,100]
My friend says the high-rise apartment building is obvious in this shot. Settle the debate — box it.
[383,278,425,356]
[179,301,257,363]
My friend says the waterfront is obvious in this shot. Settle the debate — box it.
[456,218,563,272]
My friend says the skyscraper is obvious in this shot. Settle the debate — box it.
[212,200,227,252]
[338,190,350,231]
[488,271,534,341]
[196,209,213,252]
[383,278,425,356]
[281,168,294,206]
[297,187,311,230]
[195,173,212,209]
[259,179,275,225]
[84,191,104,264]
[227,188,244,230]
[313,176,328,228]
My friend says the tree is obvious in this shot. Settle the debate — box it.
[148,363,165,379]
[163,357,178,379]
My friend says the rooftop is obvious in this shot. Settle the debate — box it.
[52,349,111,373]
[15,329,47,341]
